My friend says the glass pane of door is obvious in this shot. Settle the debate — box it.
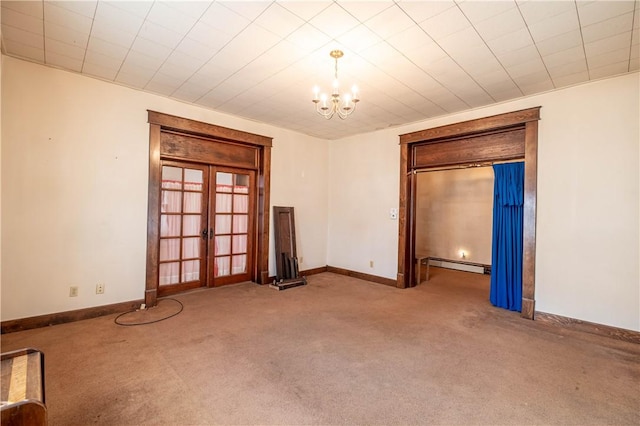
[212,169,253,281]
[159,163,208,292]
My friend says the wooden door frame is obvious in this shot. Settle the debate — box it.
[145,111,272,307]
[397,107,540,319]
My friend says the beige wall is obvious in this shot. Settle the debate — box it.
[328,72,639,331]
[416,167,494,264]
[1,56,328,321]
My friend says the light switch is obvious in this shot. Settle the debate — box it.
[390,208,398,220]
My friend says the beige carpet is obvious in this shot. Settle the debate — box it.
[2,268,639,425]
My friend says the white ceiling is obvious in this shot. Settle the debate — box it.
[1,1,638,139]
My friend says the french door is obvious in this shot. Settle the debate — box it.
[158,160,255,296]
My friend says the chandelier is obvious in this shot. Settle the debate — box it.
[312,50,360,120]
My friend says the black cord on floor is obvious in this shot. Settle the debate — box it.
[114,298,184,326]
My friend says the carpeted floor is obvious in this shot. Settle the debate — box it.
[2,268,639,425]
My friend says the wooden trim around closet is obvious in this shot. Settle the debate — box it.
[522,120,539,319]
[397,107,541,320]
[399,107,540,144]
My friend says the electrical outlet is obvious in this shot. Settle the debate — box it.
[96,283,105,294]
[369,260,374,268]
[69,286,78,297]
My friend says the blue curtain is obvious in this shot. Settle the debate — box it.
[490,162,524,312]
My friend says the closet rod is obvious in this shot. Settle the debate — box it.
[411,159,521,174]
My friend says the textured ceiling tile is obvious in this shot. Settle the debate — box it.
[172,81,212,103]
[130,36,172,60]
[83,49,123,72]
[82,62,118,80]
[94,2,144,35]
[420,6,471,40]
[386,25,432,52]
[86,30,130,55]
[514,72,554,94]
[49,1,97,18]
[362,4,416,39]
[44,37,85,60]
[494,44,540,69]
[437,25,484,52]
[517,0,575,25]
[551,70,590,88]
[309,3,361,38]
[338,0,393,22]
[505,57,548,79]
[471,7,526,41]
[137,21,184,49]
[546,58,587,78]
[589,61,630,79]
[403,42,450,72]
[254,3,305,38]
[473,67,515,87]
[276,1,330,21]
[174,36,218,61]
[582,12,634,44]
[44,2,92,33]
[90,20,138,49]
[200,2,250,35]
[527,9,579,42]
[490,86,523,102]
[219,1,271,21]
[534,29,582,56]
[485,28,534,55]
[122,51,166,73]
[146,2,199,35]
[146,73,183,95]
[158,60,201,81]
[2,26,44,49]
[186,21,234,51]
[45,21,89,48]
[2,7,43,35]
[457,0,516,23]
[286,23,331,51]
[1,1,43,18]
[542,45,586,69]
[461,56,506,77]
[1,38,44,62]
[161,1,212,19]
[585,31,633,57]
[518,80,554,96]
[105,1,153,18]
[587,47,633,70]
[396,0,456,23]
[481,78,522,98]
[45,50,83,71]
[116,71,151,89]
[577,0,636,26]
[338,24,384,52]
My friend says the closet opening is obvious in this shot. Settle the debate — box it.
[397,107,540,319]
[414,160,525,312]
